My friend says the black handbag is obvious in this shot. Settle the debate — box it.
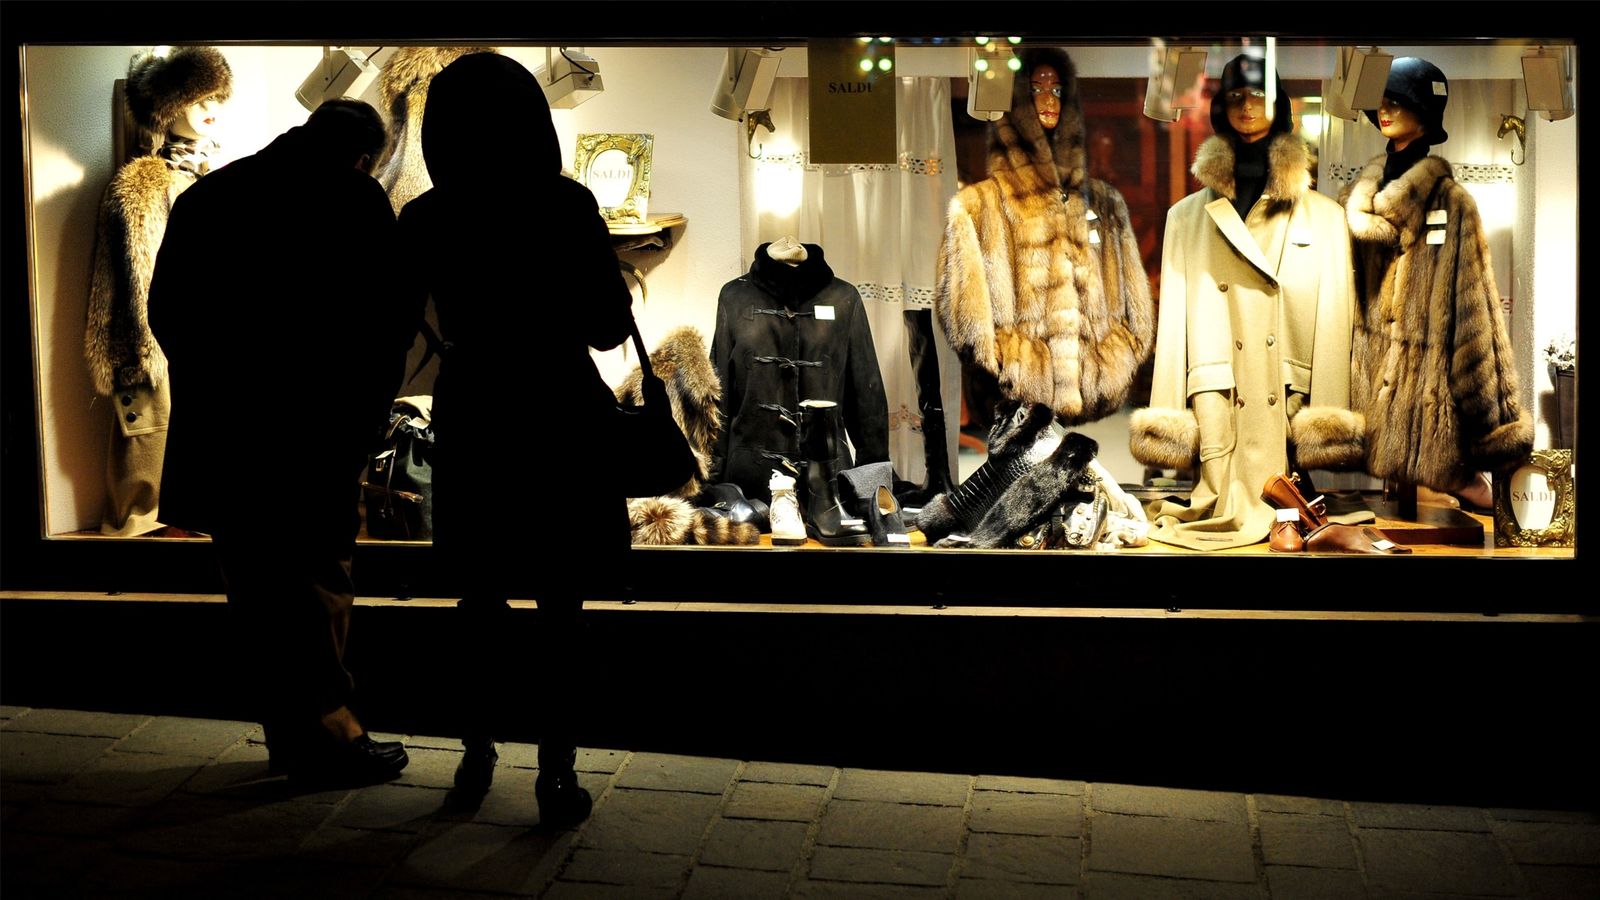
[613,319,697,498]
[362,396,435,540]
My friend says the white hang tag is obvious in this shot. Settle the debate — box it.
[887,533,912,544]
[815,305,836,320]
[839,517,865,527]
[1289,228,1313,247]
[1373,538,1397,551]
[1089,228,1101,245]
[1433,81,1447,96]
[1276,508,1302,522]
[1426,229,1446,245]
[1427,209,1448,225]
[1086,209,1099,221]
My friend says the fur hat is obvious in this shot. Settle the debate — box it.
[1364,56,1450,146]
[125,47,233,136]
[1209,53,1293,141]
[997,47,1086,189]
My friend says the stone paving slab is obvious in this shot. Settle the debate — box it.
[403,733,464,752]
[807,845,955,887]
[392,820,573,894]
[116,792,335,861]
[1266,865,1369,900]
[1259,811,1360,868]
[1351,801,1490,832]
[112,716,254,758]
[699,817,810,871]
[1489,820,1600,865]
[373,885,537,899]
[724,780,828,822]
[577,788,722,855]
[969,790,1083,837]
[956,880,1084,899]
[1488,807,1600,824]
[560,847,692,888]
[791,880,945,898]
[1082,872,1264,899]
[50,749,211,807]
[961,831,1081,884]
[432,768,564,827]
[1521,864,1600,900]
[329,783,447,833]
[544,882,677,900]
[681,865,790,900]
[1090,783,1248,823]
[391,747,467,790]
[177,740,277,796]
[5,799,143,837]
[974,775,1085,795]
[1359,828,1520,895]
[298,823,421,866]
[741,761,836,786]
[577,747,629,774]
[1256,793,1347,816]
[816,799,966,853]
[0,705,30,718]
[0,708,149,737]
[832,768,971,806]
[1087,812,1255,882]
[615,752,740,794]
[0,732,116,783]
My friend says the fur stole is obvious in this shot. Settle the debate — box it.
[375,47,496,212]
[613,326,722,501]
[1190,133,1312,212]
[85,156,193,395]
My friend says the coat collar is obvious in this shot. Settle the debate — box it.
[748,242,835,307]
[1190,133,1311,209]
[1343,152,1454,248]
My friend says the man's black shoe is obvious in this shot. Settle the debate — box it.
[282,733,409,787]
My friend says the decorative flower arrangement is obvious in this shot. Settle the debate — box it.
[1544,334,1576,373]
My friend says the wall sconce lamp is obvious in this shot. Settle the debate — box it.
[1142,44,1207,122]
[1325,46,1392,121]
[536,47,604,109]
[295,47,382,111]
[711,48,782,159]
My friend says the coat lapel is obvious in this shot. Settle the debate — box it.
[1204,198,1277,282]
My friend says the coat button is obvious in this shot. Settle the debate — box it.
[1267,394,1278,406]
[1266,335,1276,347]
[1235,340,1244,350]
[1217,282,1230,292]
[120,394,134,407]
[1235,396,1245,408]
[125,411,139,423]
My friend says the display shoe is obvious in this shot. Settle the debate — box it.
[1269,516,1306,552]
[454,737,498,794]
[1261,472,1329,534]
[917,402,1060,543]
[281,732,410,787]
[1304,523,1413,554]
[938,430,1096,549]
[798,400,873,547]
[696,482,770,532]
[836,461,910,547]
[768,470,807,545]
[535,747,593,829]
[893,309,957,508]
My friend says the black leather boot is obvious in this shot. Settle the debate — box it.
[798,400,873,546]
[455,736,498,794]
[535,744,592,828]
[917,402,1059,543]
[897,309,956,508]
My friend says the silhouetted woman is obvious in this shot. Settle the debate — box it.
[400,52,632,826]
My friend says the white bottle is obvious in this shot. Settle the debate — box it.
[768,469,807,546]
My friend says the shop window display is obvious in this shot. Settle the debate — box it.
[13,38,1577,568]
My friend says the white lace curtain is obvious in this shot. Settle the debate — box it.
[743,76,961,484]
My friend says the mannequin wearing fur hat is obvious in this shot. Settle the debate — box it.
[1339,58,1530,510]
[85,46,232,536]
[1131,54,1365,550]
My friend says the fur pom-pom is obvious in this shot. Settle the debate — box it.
[1129,407,1199,469]
[628,497,694,546]
[1290,407,1366,471]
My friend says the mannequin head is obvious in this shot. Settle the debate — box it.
[1030,63,1063,131]
[125,46,233,154]
[1209,54,1292,144]
[1376,96,1426,151]
[1365,57,1450,148]
[169,96,224,142]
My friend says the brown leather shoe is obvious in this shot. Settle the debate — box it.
[1304,524,1413,555]
[1269,517,1305,552]
[1262,473,1328,534]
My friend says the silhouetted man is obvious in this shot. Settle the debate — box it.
[149,99,422,784]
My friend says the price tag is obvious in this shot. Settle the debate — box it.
[1089,229,1101,245]
[815,305,835,320]
[887,533,912,544]
[1427,209,1448,225]
[1426,229,1446,245]
[1276,508,1302,522]
[1373,538,1397,551]
[839,517,865,527]
[1086,209,1099,221]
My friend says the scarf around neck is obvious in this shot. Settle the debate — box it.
[161,135,219,178]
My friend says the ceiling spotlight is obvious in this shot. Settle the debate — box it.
[967,42,1014,122]
[1008,37,1022,44]
[1007,57,1022,72]
[1142,45,1207,122]
[1325,46,1391,121]
[710,48,780,121]
[1522,46,1575,122]
[295,47,381,111]
[878,57,892,72]
[975,36,990,46]
[535,47,604,109]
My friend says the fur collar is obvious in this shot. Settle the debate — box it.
[1343,153,1454,247]
[748,242,835,307]
[1190,133,1311,207]
[987,48,1086,192]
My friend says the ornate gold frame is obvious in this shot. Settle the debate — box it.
[575,133,653,223]
[1494,449,1576,547]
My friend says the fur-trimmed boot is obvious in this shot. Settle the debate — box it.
[917,402,1059,543]
[938,432,1099,548]
[798,400,872,546]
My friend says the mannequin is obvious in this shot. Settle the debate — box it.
[1131,54,1365,550]
[1340,58,1531,502]
[85,46,232,536]
[707,242,889,544]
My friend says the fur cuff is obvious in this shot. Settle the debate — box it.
[1290,407,1366,471]
[1129,407,1198,469]
[1468,416,1535,471]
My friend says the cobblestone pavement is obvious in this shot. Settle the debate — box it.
[3,707,1596,899]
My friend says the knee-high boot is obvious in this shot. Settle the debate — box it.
[902,309,955,507]
[799,400,873,546]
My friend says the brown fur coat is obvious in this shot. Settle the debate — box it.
[1340,153,1532,489]
[935,49,1153,424]
[375,46,496,213]
[85,156,195,395]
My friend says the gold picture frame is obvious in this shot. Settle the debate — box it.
[1493,449,1576,547]
[575,133,653,223]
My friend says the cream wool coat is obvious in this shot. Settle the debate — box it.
[1131,135,1364,550]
